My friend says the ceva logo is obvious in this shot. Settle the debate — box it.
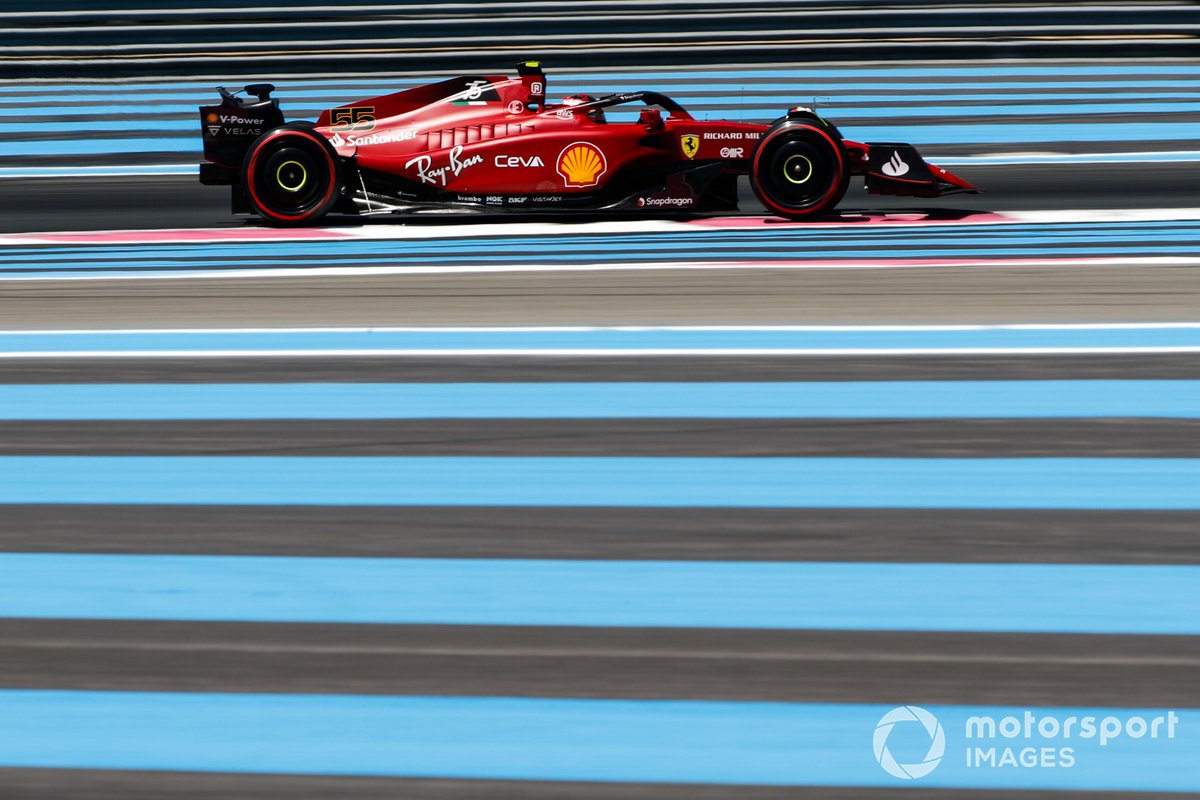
[873,706,945,780]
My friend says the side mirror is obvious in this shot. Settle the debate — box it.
[638,108,664,131]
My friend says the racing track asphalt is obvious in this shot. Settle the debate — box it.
[2,162,1197,234]
[2,162,1200,327]
[2,161,1200,800]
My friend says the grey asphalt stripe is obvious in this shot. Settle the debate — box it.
[0,619,1196,706]
[2,770,1190,800]
[4,262,1200,324]
[2,355,1197,384]
[0,139,1186,170]
[2,419,1198,457]
[4,506,1198,564]
[1,162,1197,234]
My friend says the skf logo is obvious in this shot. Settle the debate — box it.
[557,142,607,187]
[679,134,700,159]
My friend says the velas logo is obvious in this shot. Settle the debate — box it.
[679,134,700,159]
[557,142,606,187]
[874,706,945,780]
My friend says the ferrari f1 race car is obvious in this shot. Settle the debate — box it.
[199,62,978,225]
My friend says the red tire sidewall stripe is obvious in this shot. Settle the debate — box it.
[751,123,845,217]
[246,129,337,222]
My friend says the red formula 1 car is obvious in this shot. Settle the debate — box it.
[199,62,977,225]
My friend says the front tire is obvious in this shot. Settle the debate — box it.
[243,124,341,225]
[749,119,849,220]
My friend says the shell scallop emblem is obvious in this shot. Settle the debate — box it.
[557,142,607,187]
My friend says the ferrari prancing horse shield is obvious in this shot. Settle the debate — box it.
[680,134,700,159]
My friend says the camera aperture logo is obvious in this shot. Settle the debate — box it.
[873,706,946,779]
[873,707,1181,780]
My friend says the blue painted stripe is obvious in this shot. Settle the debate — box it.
[8,93,1200,118]
[565,65,1200,79]
[0,456,1196,509]
[10,64,1197,98]
[8,218,1200,250]
[1,555,1198,633]
[5,122,1199,157]
[939,151,1200,165]
[0,138,198,156]
[2,326,1199,354]
[0,692,1195,790]
[8,245,1200,277]
[8,101,1199,130]
[8,68,1200,104]
[2,380,1197,421]
[0,164,197,178]
[9,223,1200,264]
[8,82,1200,109]
[7,235,1198,263]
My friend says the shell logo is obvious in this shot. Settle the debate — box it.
[557,142,607,187]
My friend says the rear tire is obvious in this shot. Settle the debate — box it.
[750,119,849,220]
[243,124,341,225]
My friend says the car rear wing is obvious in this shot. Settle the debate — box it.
[198,84,284,185]
[863,142,978,197]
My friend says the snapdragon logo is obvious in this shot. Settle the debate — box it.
[873,706,945,780]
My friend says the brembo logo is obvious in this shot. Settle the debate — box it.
[557,142,606,187]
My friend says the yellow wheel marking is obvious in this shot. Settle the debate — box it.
[276,160,308,191]
[783,154,813,185]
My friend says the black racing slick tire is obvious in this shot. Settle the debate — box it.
[242,124,341,225]
[749,118,849,221]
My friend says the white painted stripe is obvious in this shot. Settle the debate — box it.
[5,257,1200,283]
[4,323,1199,336]
[2,347,1198,359]
[7,24,1193,52]
[20,0,1122,18]
[3,57,1196,86]
[10,38,1188,69]
[2,208,1198,247]
[2,2,1181,20]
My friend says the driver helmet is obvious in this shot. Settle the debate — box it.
[561,94,606,123]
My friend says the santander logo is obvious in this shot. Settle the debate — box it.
[881,150,910,177]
